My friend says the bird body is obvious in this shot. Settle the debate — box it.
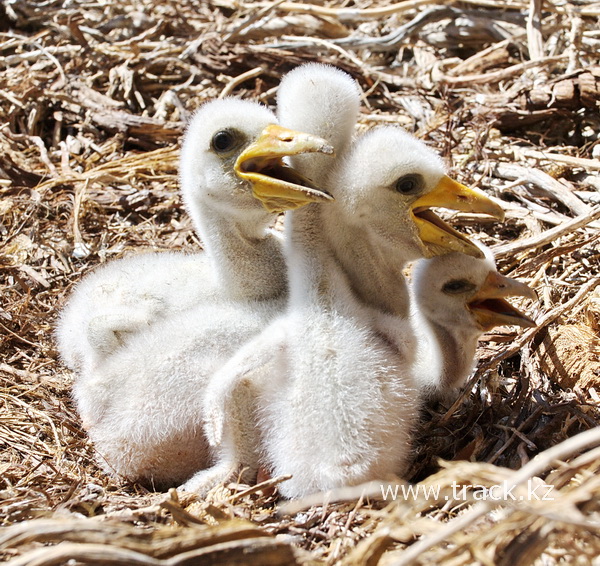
[197,201,419,498]
[195,65,505,498]
[57,251,214,371]
[56,99,330,374]
[79,295,282,486]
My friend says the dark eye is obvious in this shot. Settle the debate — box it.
[395,174,423,195]
[442,279,477,295]
[211,129,237,153]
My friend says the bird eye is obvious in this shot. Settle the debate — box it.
[442,279,477,294]
[395,174,423,195]
[211,129,238,153]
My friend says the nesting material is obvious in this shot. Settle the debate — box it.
[537,323,600,391]
[1,0,600,564]
[536,286,600,391]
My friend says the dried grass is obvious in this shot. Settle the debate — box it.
[1,1,600,564]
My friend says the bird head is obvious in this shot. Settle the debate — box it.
[180,98,334,217]
[276,63,361,184]
[412,248,537,332]
[328,126,505,262]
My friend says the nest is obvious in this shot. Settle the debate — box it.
[1,1,600,564]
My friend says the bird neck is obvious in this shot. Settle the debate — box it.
[323,219,411,318]
[285,205,352,309]
[427,318,480,390]
[196,202,287,301]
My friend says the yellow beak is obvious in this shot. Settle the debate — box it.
[411,176,505,259]
[468,271,537,331]
[235,124,335,213]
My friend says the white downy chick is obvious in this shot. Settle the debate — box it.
[56,98,332,374]
[68,98,336,488]
[78,298,282,487]
[410,246,536,399]
[195,66,505,498]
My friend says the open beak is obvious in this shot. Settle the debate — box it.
[235,124,335,213]
[411,176,505,259]
[468,271,537,331]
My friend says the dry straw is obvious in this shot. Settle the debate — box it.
[1,0,599,564]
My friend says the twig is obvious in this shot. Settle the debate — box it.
[439,55,568,86]
[263,6,458,52]
[394,427,600,565]
[566,14,584,73]
[226,474,292,503]
[241,0,529,23]
[492,161,590,217]
[448,38,516,76]
[0,89,25,109]
[516,148,600,171]
[259,35,376,80]
[527,0,544,61]
[71,179,91,259]
[30,40,67,85]
[336,5,457,51]
[2,543,163,566]
[492,206,600,257]
[240,0,441,23]
[224,0,286,41]
[3,538,294,566]
[1,125,58,177]
[218,67,264,98]
[0,363,39,381]
[278,480,398,515]
[16,264,51,288]
[0,320,39,348]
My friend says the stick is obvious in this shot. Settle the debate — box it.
[492,161,590,217]
[439,55,568,87]
[241,0,529,23]
[219,67,264,98]
[527,0,544,61]
[394,427,600,565]
[516,148,600,171]
[492,206,600,257]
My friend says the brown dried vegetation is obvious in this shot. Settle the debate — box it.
[1,1,600,564]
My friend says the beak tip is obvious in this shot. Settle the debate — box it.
[472,246,486,260]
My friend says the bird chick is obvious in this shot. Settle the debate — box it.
[197,68,505,498]
[410,246,536,400]
[181,63,368,495]
[56,99,332,375]
[64,99,334,487]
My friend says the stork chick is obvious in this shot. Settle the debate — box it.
[56,99,332,375]
[410,247,536,399]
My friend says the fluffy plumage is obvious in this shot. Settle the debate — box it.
[68,72,345,488]
[79,298,280,486]
[410,246,536,399]
[56,99,308,374]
